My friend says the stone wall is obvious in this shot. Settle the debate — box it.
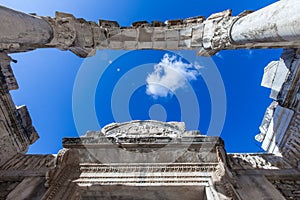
[0,52,39,166]
[0,154,56,200]
[0,2,300,199]
[228,153,300,200]
[269,178,300,199]
[257,49,300,168]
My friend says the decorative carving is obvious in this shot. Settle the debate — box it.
[198,10,246,56]
[101,120,185,138]
[55,148,69,167]
[210,10,234,49]
[215,147,241,200]
[63,132,218,147]
[43,12,76,50]
[0,6,250,57]
[79,163,217,174]
[43,165,80,200]
[76,163,217,186]
[228,153,292,170]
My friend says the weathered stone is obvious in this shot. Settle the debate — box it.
[0,154,55,200]
[1,2,300,200]
[0,5,52,51]
[261,61,279,89]
[0,60,39,166]
[6,177,47,200]
[1,1,300,56]
[0,53,18,90]
[260,104,294,154]
[258,48,300,169]
[44,121,239,200]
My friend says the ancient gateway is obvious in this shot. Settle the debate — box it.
[0,0,300,199]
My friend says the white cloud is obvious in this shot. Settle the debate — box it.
[146,53,202,98]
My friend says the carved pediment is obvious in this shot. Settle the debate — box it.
[101,120,185,138]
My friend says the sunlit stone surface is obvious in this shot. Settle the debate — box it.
[0,1,300,199]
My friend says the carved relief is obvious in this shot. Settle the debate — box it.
[79,163,217,174]
[101,120,185,138]
[43,165,80,200]
[43,12,76,50]
[228,153,292,170]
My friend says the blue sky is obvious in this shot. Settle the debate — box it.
[1,0,282,154]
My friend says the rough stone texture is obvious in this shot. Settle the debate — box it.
[269,178,300,200]
[79,186,206,200]
[1,1,300,200]
[0,154,56,200]
[42,121,239,200]
[0,53,39,166]
[40,121,300,200]
[0,5,53,53]
[0,52,40,199]
[0,180,21,200]
[260,104,294,154]
[0,53,18,90]
[258,48,300,168]
[228,153,293,170]
[0,120,299,199]
[228,153,300,200]
[101,120,186,138]
[6,177,47,200]
[1,1,300,57]
[278,111,300,168]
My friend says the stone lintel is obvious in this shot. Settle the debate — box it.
[3,3,300,57]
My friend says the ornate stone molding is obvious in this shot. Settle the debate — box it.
[79,163,218,174]
[101,120,186,138]
[228,153,293,170]
[42,13,76,50]
[43,165,80,200]
[201,10,235,53]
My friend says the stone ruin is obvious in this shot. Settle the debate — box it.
[0,0,300,199]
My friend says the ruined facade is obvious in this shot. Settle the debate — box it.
[0,52,38,167]
[0,0,300,199]
[256,49,300,170]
